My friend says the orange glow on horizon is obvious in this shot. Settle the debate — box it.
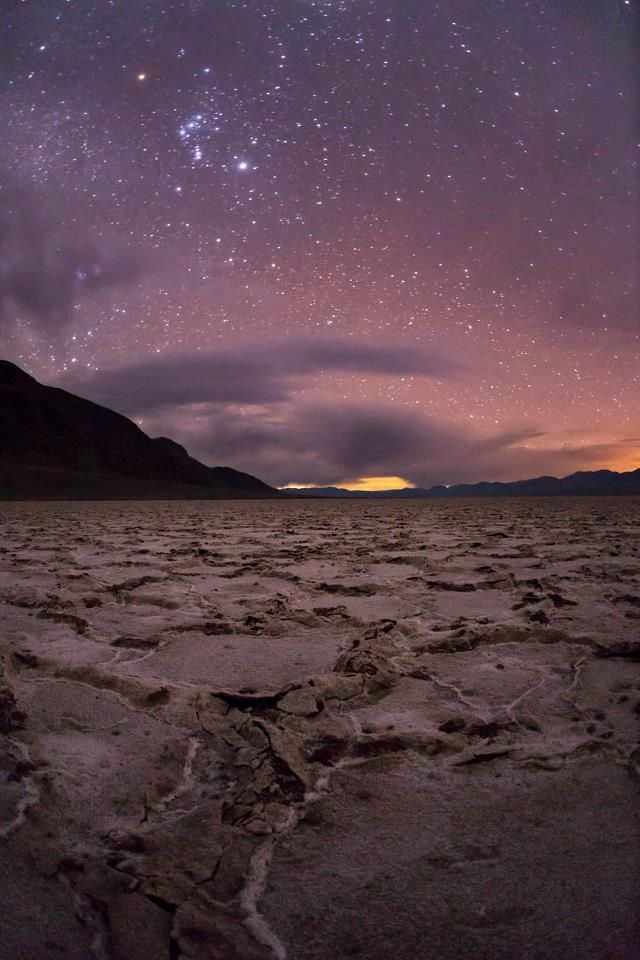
[280,476,415,491]
[341,476,416,491]
[607,454,640,474]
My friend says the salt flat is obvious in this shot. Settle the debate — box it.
[1,498,639,960]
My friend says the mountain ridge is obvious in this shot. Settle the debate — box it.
[0,359,278,500]
[283,467,640,498]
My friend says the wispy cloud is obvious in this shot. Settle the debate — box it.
[63,336,461,413]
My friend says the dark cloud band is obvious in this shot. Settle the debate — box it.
[63,337,461,413]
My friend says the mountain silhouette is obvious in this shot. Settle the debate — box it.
[284,469,640,498]
[0,360,277,499]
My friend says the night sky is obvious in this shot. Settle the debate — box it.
[1,0,637,489]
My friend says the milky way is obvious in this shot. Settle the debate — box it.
[1,0,637,487]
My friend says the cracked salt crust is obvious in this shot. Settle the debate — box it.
[0,498,638,959]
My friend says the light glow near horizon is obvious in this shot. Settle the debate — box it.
[280,476,417,492]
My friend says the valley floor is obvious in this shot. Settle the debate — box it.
[1,498,639,959]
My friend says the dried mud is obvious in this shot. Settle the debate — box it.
[1,498,639,959]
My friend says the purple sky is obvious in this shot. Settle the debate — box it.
[1,0,637,487]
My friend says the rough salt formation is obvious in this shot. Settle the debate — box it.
[0,498,638,960]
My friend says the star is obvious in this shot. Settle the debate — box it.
[0,0,634,486]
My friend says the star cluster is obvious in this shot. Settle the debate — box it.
[0,0,637,485]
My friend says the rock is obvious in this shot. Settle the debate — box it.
[313,674,363,702]
[0,681,25,733]
[528,609,550,625]
[425,580,477,592]
[594,639,640,660]
[278,688,320,716]
[174,899,265,960]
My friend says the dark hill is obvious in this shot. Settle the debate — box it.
[0,360,277,500]
[284,468,640,498]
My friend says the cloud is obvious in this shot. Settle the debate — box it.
[136,398,624,489]
[193,402,539,486]
[62,339,630,486]
[0,182,142,334]
[63,337,461,413]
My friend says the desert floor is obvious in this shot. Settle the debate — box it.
[1,498,639,960]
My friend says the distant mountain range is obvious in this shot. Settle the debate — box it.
[284,469,640,498]
[0,360,277,500]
